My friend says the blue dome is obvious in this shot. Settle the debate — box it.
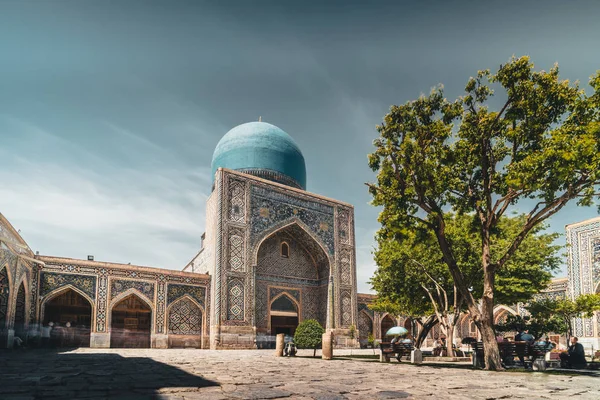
[211,122,307,189]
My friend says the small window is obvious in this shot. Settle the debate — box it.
[280,242,289,258]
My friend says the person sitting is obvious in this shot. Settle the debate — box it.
[390,335,401,345]
[560,337,587,369]
[432,337,442,356]
[515,329,534,365]
[13,336,24,348]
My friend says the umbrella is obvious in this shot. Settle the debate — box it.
[385,326,408,336]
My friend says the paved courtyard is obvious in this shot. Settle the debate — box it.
[0,348,599,400]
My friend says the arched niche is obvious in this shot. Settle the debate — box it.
[167,295,204,349]
[381,314,395,339]
[0,266,10,331]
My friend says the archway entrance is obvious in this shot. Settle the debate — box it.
[270,295,298,336]
[14,283,26,339]
[381,314,395,339]
[110,294,151,348]
[43,288,92,347]
[358,311,373,347]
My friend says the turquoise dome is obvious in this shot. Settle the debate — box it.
[211,122,307,189]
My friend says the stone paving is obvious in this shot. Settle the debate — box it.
[1,348,599,399]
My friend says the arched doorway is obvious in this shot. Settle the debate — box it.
[13,282,26,339]
[358,311,373,347]
[110,294,151,348]
[270,294,299,336]
[0,267,9,332]
[43,288,92,347]
[381,314,395,339]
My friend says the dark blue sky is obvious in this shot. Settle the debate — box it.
[1,0,599,292]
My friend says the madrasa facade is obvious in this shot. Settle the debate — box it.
[0,121,361,350]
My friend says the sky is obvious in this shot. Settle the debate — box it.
[1,0,600,293]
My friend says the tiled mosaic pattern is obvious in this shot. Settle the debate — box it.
[250,185,335,254]
[40,271,97,300]
[227,279,244,321]
[110,279,155,303]
[167,284,205,308]
[168,297,202,335]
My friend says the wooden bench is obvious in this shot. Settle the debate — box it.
[472,341,551,370]
[379,341,414,363]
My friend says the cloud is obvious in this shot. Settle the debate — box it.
[0,116,210,270]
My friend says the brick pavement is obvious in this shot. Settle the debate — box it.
[0,348,599,399]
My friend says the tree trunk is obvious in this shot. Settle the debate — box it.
[415,315,437,348]
[479,267,503,370]
[445,323,455,357]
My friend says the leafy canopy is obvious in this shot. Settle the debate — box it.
[371,213,560,315]
[294,319,325,350]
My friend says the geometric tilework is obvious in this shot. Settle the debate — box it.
[228,228,245,272]
[250,185,335,255]
[358,310,373,340]
[168,297,202,335]
[40,271,97,300]
[227,279,244,321]
[341,291,352,327]
[110,279,155,303]
[340,249,352,285]
[338,207,351,245]
[0,266,8,328]
[167,284,205,308]
[228,179,246,223]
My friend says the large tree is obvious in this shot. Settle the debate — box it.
[371,213,560,357]
[368,56,600,370]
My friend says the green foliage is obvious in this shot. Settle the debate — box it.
[367,333,375,347]
[526,294,600,337]
[348,324,356,340]
[294,319,325,356]
[495,314,565,340]
[371,213,560,315]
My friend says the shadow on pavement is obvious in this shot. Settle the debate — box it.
[0,347,218,399]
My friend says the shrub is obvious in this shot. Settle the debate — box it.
[294,319,325,357]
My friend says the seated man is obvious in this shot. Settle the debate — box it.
[390,335,401,345]
[560,337,587,369]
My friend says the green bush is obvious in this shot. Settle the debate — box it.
[294,319,325,357]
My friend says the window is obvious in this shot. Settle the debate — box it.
[280,242,289,258]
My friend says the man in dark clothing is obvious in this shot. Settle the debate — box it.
[516,329,535,365]
[560,337,587,369]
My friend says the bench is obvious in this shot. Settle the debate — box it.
[472,341,551,370]
[379,341,414,363]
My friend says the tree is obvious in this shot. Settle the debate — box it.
[371,213,560,357]
[525,294,600,341]
[368,56,600,370]
[294,319,325,357]
[495,314,564,341]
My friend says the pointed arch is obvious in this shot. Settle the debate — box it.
[251,218,333,268]
[167,294,204,336]
[358,309,374,341]
[0,264,12,330]
[493,305,517,324]
[109,288,154,314]
[40,284,95,324]
[269,291,300,315]
[109,290,153,348]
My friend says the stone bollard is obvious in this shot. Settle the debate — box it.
[275,334,285,357]
[411,349,423,365]
[322,331,333,360]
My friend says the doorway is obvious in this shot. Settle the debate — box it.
[270,295,299,336]
[110,294,151,348]
[43,288,92,347]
